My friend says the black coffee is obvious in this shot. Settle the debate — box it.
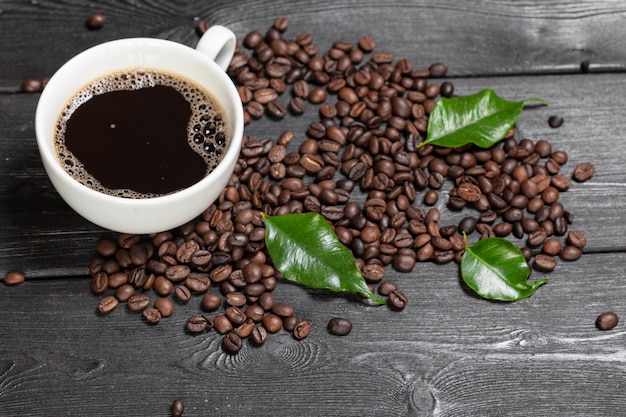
[55,69,229,198]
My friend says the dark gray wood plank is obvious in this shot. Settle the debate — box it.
[1,251,624,416]
[3,0,626,89]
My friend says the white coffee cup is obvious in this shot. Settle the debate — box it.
[35,26,244,234]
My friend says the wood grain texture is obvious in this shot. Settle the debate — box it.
[1,0,626,416]
[3,0,626,87]
[1,251,625,416]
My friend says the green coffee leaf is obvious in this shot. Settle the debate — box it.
[419,88,547,149]
[461,234,548,301]
[263,212,386,304]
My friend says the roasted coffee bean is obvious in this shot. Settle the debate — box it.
[214,314,234,334]
[428,62,448,77]
[308,87,327,104]
[378,281,397,296]
[258,291,275,311]
[118,233,140,249]
[225,306,247,325]
[106,271,127,289]
[542,237,562,256]
[458,217,477,235]
[155,297,174,317]
[90,271,109,294]
[393,251,416,272]
[551,174,571,191]
[185,315,211,333]
[358,35,376,52]
[572,162,595,182]
[388,289,408,310]
[250,325,268,345]
[262,313,283,333]
[142,307,162,324]
[154,276,174,296]
[86,12,106,29]
[560,245,582,261]
[114,284,135,302]
[165,265,190,282]
[234,319,255,338]
[527,228,548,247]
[174,285,191,304]
[567,230,587,249]
[362,263,385,282]
[171,399,185,417]
[127,294,151,312]
[293,321,312,340]
[493,222,512,237]
[423,190,438,205]
[281,315,297,332]
[21,78,42,93]
[596,312,619,330]
[225,292,247,307]
[201,292,221,311]
[185,273,210,293]
[96,239,117,257]
[327,317,352,336]
[272,303,295,317]
[196,18,210,35]
[548,115,564,128]
[97,295,118,314]
[533,254,557,272]
[222,332,243,354]
[267,100,287,119]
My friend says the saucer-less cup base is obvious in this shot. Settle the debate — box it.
[35,27,243,234]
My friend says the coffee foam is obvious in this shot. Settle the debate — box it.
[54,69,229,198]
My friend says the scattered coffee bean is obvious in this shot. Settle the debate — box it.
[171,399,185,417]
[388,289,408,310]
[560,245,582,261]
[250,325,268,346]
[4,271,25,286]
[196,19,210,35]
[86,12,106,29]
[222,332,243,354]
[533,254,557,272]
[262,313,283,333]
[114,284,135,302]
[97,295,118,314]
[21,78,42,93]
[567,230,587,249]
[327,317,353,336]
[174,285,192,303]
[155,297,174,317]
[142,307,162,324]
[596,312,618,330]
[185,315,211,333]
[548,115,563,128]
[293,320,311,340]
[127,294,151,312]
[572,162,595,182]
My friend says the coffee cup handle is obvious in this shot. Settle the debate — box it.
[195,25,237,71]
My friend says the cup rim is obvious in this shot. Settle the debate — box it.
[35,37,244,208]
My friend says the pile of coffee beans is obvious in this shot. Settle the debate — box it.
[86,17,596,354]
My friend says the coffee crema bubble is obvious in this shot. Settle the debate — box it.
[54,69,229,198]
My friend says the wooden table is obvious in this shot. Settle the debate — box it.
[1,1,625,415]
